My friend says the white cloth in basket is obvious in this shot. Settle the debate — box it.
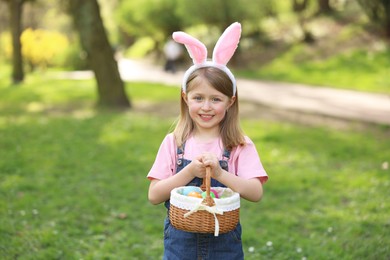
[170,186,240,211]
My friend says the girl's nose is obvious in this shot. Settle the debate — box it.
[202,100,211,110]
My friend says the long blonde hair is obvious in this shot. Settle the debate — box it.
[173,67,245,150]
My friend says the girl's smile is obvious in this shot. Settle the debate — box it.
[199,114,213,121]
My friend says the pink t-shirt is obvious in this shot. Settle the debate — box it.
[147,133,268,184]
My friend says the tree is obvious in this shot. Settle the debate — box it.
[357,0,390,38]
[65,0,131,108]
[2,0,26,84]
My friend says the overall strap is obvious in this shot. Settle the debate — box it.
[222,149,231,160]
[176,142,185,166]
[220,148,231,171]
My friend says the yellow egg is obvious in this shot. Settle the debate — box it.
[187,191,202,198]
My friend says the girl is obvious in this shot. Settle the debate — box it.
[147,22,268,260]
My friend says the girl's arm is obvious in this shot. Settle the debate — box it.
[215,171,263,202]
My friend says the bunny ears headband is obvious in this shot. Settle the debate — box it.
[172,22,241,96]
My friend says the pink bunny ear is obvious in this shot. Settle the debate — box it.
[172,32,207,65]
[212,22,241,65]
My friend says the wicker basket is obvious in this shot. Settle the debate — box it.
[169,167,240,236]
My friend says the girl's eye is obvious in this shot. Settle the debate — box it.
[194,96,203,101]
[212,98,222,102]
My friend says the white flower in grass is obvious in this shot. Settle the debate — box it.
[327,227,333,233]
[248,246,255,253]
[382,161,389,170]
[32,209,39,215]
[296,247,302,253]
[266,241,273,247]
[20,210,26,216]
[302,257,307,260]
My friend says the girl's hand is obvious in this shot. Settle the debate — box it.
[201,152,223,178]
[187,155,207,178]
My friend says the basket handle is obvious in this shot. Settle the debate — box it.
[202,166,215,206]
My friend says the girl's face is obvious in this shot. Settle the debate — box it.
[183,79,235,134]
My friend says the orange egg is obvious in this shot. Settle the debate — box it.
[187,191,202,198]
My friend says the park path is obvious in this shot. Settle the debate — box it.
[117,59,390,125]
[59,58,390,125]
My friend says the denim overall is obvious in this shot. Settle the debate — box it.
[163,144,244,260]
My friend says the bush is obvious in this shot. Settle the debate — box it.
[1,29,89,71]
[20,28,69,70]
[60,41,89,71]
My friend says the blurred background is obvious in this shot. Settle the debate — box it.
[1,0,389,97]
[1,1,389,259]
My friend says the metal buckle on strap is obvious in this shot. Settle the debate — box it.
[177,158,183,166]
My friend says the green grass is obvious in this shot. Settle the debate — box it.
[1,73,390,259]
[237,46,390,95]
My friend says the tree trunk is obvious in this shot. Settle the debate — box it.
[387,19,390,38]
[292,0,308,12]
[9,0,24,84]
[66,0,131,108]
[384,0,390,38]
[317,0,333,14]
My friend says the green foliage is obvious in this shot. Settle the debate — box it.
[124,37,155,59]
[357,0,390,34]
[60,40,89,70]
[176,0,274,27]
[0,72,389,259]
[116,0,182,43]
[116,0,274,46]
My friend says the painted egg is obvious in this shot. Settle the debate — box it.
[210,189,219,198]
[182,186,202,196]
[201,191,216,199]
[188,191,202,198]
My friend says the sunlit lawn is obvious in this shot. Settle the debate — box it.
[236,46,390,95]
[0,71,389,259]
